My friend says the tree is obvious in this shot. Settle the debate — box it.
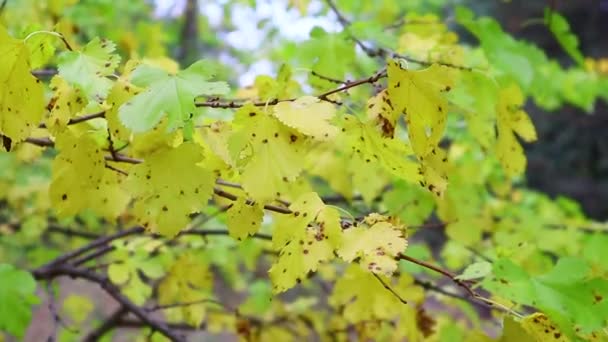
[0,0,607,341]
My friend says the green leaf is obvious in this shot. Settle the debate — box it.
[119,60,230,132]
[456,261,492,281]
[299,28,355,88]
[0,264,39,338]
[544,10,585,66]
[483,257,608,336]
[57,37,120,100]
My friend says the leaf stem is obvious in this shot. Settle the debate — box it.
[24,30,73,51]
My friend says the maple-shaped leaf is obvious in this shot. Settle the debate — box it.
[0,264,39,338]
[329,264,407,323]
[126,142,215,236]
[57,37,120,101]
[158,253,214,327]
[338,214,407,275]
[45,76,87,134]
[119,60,230,133]
[273,96,338,140]
[226,197,264,241]
[387,59,455,157]
[0,26,44,142]
[49,131,129,220]
[229,105,306,203]
[269,192,342,293]
[495,84,537,177]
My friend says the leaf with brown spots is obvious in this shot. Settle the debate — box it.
[226,197,264,241]
[0,26,44,142]
[126,142,215,236]
[229,105,306,203]
[337,214,407,275]
[49,131,129,220]
[269,192,342,293]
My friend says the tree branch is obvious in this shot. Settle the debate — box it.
[33,265,185,342]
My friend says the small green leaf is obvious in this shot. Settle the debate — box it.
[0,264,40,338]
[544,10,585,66]
[57,37,120,100]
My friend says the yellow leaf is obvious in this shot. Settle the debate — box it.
[45,76,87,134]
[338,215,407,275]
[520,313,569,342]
[273,96,337,140]
[387,59,456,157]
[0,26,44,142]
[230,105,306,203]
[49,131,129,220]
[496,84,537,177]
[62,295,93,324]
[269,192,342,293]
[329,264,405,323]
[106,79,141,141]
[366,89,399,137]
[127,142,215,236]
[339,115,420,182]
[226,197,264,241]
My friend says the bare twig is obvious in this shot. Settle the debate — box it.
[39,111,106,129]
[372,273,408,305]
[145,298,224,312]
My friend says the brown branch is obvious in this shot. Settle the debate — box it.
[145,298,224,312]
[196,67,386,109]
[46,226,101,239]
[325,0,473,71]
[36,227,144,271]
[105,153,143,164]
[39,111,106,129]
[31,69,58,77]
[24,137,54,147]
[311,70,346,84]
[33,265,185,342]
[397,253,476,296]
[213,188,292,215]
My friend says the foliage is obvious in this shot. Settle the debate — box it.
[0,0,607,341]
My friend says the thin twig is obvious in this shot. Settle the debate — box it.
[47,226,101,239]
[145,298,224,312]
[372,273,408,305]
[311,70,345,84]
[39,111,106,129]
